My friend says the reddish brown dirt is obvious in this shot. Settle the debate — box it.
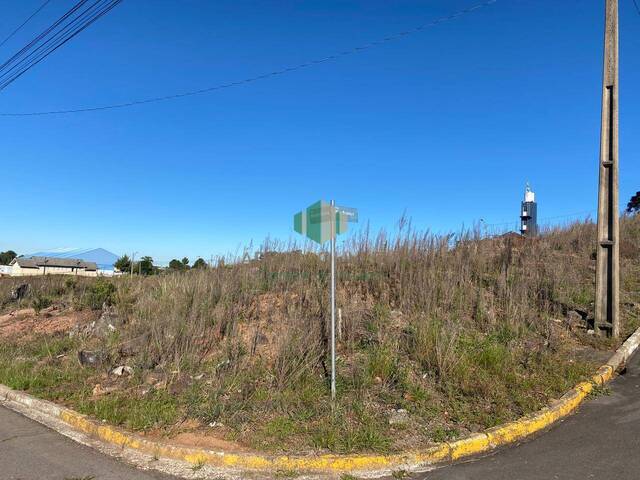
[142,419,247,453]
[0,307,95,340]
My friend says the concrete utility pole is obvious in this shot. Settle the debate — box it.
[595,0,620,338]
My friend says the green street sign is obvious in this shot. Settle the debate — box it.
[336,205,358,223]
[293,200,356,244]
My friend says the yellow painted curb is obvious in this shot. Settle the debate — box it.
[2,325,640,477]
[48,367,609,474]
[592,365,614,385]
[448,433,490,461]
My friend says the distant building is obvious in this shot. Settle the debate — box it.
[25,248,120,276]
[8,256,98,277]
[520,184,538,237]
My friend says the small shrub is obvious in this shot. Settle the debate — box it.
[31,295,52,314]
[64,277,78,291]
[85,278,116,309]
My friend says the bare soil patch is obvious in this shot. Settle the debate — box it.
[0,307,96,341]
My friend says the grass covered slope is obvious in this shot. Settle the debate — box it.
[1,217,639,454]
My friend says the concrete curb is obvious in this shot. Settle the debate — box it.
[2,326,640,478]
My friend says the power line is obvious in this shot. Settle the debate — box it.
[0,1,89,74]
[0,0,97,76]
[0,0,52,49]
[0,0,123,92]
[633,0,640,16]
[0,1,123,91]
[0,0,498,117]
[0,0,123,91]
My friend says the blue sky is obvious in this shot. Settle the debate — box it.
[0,0,638,264]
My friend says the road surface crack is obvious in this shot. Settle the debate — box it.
[0,431,47,444]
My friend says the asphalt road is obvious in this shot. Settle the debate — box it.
[418,350,640,480]
[0,405,176,480]
[0,352,638,480]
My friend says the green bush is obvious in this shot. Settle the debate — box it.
[31,295,52,314]
[64,277,78,291]
[85,279,116,310]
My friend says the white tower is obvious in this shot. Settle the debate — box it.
[520,184,538,237]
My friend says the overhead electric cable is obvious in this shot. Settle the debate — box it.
[0,0,52,49]
[0,0,122,92]
[0,0,122,91]
[0,0,106,78]
[0,0,89,73]
[0,0,497,116]
[633,0,640,16]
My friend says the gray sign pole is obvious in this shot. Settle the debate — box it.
[294,199,357,400]
[330,200,336,401]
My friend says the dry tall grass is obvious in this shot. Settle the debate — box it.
[114,216,638,373]
[1,215,639,452]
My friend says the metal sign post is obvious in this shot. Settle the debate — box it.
[293,200,358,402]
[330,200,336,400]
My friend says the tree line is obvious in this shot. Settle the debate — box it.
[114,255,208,275]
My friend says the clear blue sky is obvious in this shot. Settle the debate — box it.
[1,0,638,264]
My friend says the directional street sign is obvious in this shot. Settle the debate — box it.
[293,200,357,244]
[336,205,358,223]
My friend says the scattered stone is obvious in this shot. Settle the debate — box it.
[90,304,121,337]
[566,310,587,330]
[10,284,29,301]
[77,350,104,367]
[111,365,133,376]
[388,408,410,426]
[587,329,595,335]
[69,306,121,339]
